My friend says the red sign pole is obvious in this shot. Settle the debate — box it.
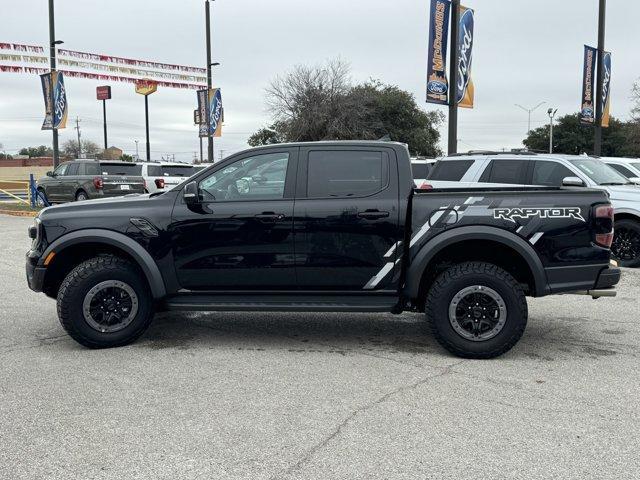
[96,86,111,150]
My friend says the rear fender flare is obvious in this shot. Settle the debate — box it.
[404,225,547,299]
[40,229,166,299]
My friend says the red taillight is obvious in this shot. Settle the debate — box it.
[594,204,614,248]
[93,176,103,190]
[154,178,165,189]
[419,182,433,190]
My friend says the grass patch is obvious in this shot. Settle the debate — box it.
[0,202,43,216]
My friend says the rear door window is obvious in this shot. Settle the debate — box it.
[608,163,636,178]
[306,150,389,198]
[479,159,528,184]
[99,163,142,176]
[427,160,473,181]
[84,163,100,176]
[158,165,195,177]
[531,161,575,186]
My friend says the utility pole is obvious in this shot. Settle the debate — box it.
[75,117,82,158]
[447,0,460,155]
[594,0,606,156]
[205,0,214,163]
[48,0,60,168]
[548,108,558,154]
[515,102,546,134]
[134,140,139,160]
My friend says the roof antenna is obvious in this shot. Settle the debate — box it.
[377,134,391,141]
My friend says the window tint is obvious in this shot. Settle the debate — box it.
[307,150,388,198]
[199,152,289,201]
[608,163,636,178]
[479,159,528,184]
[532,161,575,186]
[569,159,628,185]
[147,165,195,177]
[99,163,142,176]
[53,164,68,176]
[427,160,473,181]
[84,163,100,175]
[411,163,431,179]
[66,163,80,176]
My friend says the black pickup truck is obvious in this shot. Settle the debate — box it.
[26,141,621,358]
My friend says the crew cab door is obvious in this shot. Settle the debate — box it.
[293,146,402,290]
[169,148,298,290]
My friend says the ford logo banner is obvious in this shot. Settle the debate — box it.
[425,0,450,105]
[456,6,475,108]
[580,45,597,125]
[601,51,612,127]
[427,80,448,95]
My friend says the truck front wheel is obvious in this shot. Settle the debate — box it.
[425,262,528,359]
[57,255,154,348]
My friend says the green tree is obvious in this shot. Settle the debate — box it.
[120,153,134,162]
[249,59,444,157]
[523,113,632,156]
[18,145,53,157]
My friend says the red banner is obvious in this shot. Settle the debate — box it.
[0,42,44,53]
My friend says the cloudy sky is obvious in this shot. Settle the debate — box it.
[1,0,638,161]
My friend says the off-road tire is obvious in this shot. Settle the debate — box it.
[57,255,154,348]
[425,262,528,359]
[612,219,640,268]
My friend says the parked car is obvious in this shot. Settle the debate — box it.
[27,142,619,358]
[139,162,196,193]
[601,157,640,181]
[426,151,640,267]
[37,160,145,204]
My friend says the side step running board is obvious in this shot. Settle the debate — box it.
[163,294,399,313]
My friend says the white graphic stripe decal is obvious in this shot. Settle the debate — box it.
[529,232,544,245]
[384,241,403,259]
[363,262,395,290]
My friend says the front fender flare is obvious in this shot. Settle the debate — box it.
[40,229,166,299]
[404,225,547,299]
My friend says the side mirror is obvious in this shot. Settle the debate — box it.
[627,177,640,185]
[183,181,199,205]
[562,176,585,187]
[46,171,54,177]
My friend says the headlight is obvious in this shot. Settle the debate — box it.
[28,217,42,248]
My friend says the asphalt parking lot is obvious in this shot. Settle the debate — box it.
[1,214,639,480]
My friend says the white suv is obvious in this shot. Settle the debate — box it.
[139,162,196,193]
[601,157,640,181]
[426,152,640,267]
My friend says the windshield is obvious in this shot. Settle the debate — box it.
[100,163,142,176]
[147,165,195,177]
[569,159,630,185]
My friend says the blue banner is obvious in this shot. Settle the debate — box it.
[456,5,475,108]
[208,88,223,137]
[601,51,611,128]
[580,45,597,125]
[426,0,451,105]
[40,71,68,130]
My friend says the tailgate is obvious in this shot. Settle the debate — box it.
[103,176,145,195]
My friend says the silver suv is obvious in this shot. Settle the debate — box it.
[426,152,640,267]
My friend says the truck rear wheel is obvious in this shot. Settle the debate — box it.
[57,255,154,348]
[425,262,527,359]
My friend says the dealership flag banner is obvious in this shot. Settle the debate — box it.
[208,88,223,138]
[456,4,475,108]
[601,51,612,128]
[426,0,451,105]
[580,45,597,125]
[40,71,68,130]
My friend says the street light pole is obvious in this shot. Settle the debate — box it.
[144,95,150,161]
[515,102,546,134]
[447,0,460,155]
[205,0,214,163]
[548,108,558,154]
[48,0,59,168]
[594,0,606,156]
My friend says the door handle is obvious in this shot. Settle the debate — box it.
[255,212,285,222]
[358,210,389,219]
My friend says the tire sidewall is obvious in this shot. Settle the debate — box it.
[76,191,88,201]
[58,262,152,346]
[613,219,640,268]
[428,268,526,356]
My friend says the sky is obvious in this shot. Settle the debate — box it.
[1,0,638,162]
